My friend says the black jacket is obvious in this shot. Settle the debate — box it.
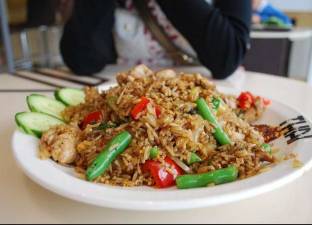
[60,0,251,79]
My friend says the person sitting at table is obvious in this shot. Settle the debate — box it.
[60,0,251,79]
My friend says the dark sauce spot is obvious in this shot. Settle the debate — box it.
[188,108,198,115]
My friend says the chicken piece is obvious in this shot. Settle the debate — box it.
[39,124,80,164]
[243,97,266,122]
[117,64,154,85]
[129,64,153,77]
[156,69,177,79]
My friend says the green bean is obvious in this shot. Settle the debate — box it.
[176,166,238,189]
[86,131,132,181]
[188,152,202,164]
[212,97,221,110]
[262,143,272,154]
[196,98,231,145]
[149,147,159,159]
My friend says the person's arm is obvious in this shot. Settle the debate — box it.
[157,0,251,79]
[60,0,116,75]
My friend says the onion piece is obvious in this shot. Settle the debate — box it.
[172,157,192,173]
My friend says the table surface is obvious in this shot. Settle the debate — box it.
[1,66,312,224]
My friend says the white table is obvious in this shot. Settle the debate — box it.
[1,67,312,223]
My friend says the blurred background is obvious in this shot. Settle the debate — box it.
[0,0,312,83]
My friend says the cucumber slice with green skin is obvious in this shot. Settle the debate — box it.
[15,115,28,134]
[15,112,44,138]
[27,94,66,120]
[55,88,85,106]
[15,112,65,138]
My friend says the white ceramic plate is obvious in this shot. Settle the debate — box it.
[12,85,312,211]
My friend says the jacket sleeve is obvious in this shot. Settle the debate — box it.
[60,0,117,75]
[157,0,251,79]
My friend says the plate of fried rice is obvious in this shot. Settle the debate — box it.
[12,65,312,210]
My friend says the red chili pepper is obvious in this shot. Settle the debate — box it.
[238,91,271,110]
[143,157,183,188]
[237,92,254,110]
[80,111,103,130]
[131,97,150,120]
[155,105,161,118]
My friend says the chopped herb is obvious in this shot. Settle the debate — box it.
[96,122,117,131]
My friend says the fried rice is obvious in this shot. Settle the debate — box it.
[39,65,278,187]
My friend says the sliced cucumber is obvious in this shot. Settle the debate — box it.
[55,88,85,106]
[27,94,66,120]
[15,112,64,138]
